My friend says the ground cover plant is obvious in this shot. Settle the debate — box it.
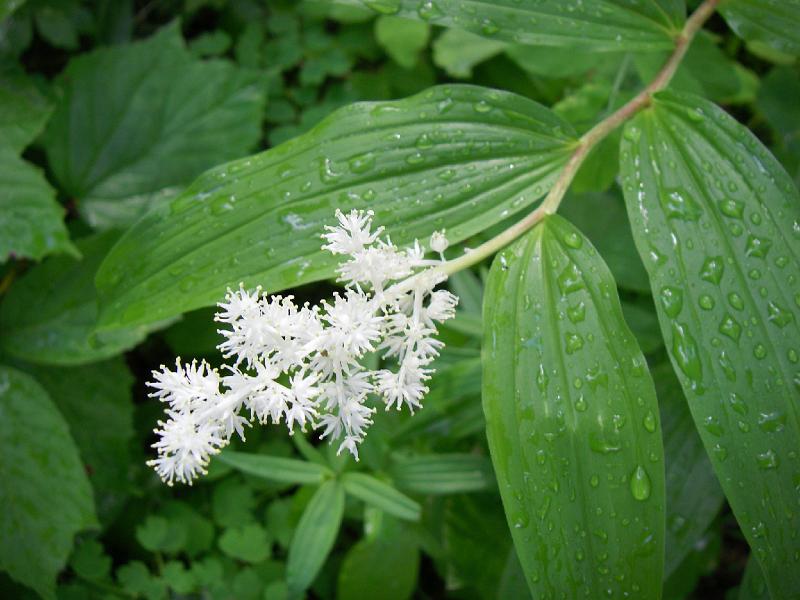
[0,0,799,598]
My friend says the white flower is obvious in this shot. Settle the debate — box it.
[147,210,458,484]
[430,230,449,255]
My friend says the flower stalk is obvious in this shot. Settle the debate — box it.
[441,0,720,277]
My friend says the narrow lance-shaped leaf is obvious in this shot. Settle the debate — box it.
[216,450,332,485]
[341,472,421,521]
[286,480,345,595]
[390,453,494,495]
[96,84,576,330]
[619,89,800,597]
[482,215,665,598]
[336,0,683,51]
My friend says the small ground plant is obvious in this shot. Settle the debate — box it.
[0,1,798,599]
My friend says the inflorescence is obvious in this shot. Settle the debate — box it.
[147,209,458,485]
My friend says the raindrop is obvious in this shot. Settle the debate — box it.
[563,231,583,249]
[565,332,584,354]
[473,100,492,113]
[758,411,786,433]
[718,198,744,219]
[699,256,724,284]
[671,321,703,385]
[659,188,702,221]
[728,392,748,416]
[630,466,651,501]
[348,152,375,174]
[567,302,586,323]
[719,313,742,342]
[660,286,683,318]
[767,301,794,328]
[417,0,443,20]
[643,411,657,433]
[757,450,779,470]
[557,263,584,295]
[698,295,715,310]
[745,235,772,259]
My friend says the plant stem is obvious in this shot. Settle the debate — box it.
[441,0,719,276]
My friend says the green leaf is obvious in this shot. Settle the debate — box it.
[211,477,256,528]
[340,0,682,51]
[0,231,152,364]
[0,61,51,153]
[719,0,800,57]
[619,89,800,597]
[482,215,665,598]
[0,0,26,21]
[432,28,505,78]
[217,450,332,485]
[341,472,420,521]
[0,366,96,599]
[739,555,771,600]
[42,22,265,228]
[0,145,74,263]
[20,358,135,525]
[337,519,418,600]
[218,524,272,563]
[390,453,493,494]
[96,84,575,330]
[374,15,429,69]
[69,539,111,583]
[116,561,166,600]
[286,480,345,594]
[654,363,724,577]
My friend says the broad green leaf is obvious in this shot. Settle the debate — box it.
[337,519,418,600]
[286,480,345,594]
[341,472,420,521]
[619,89,800,598]
[390,454,493,494]
[0,146,74,263]
[374,15,429,69]
[0,366,96,599]
[654,363,724,577]
[0,231,151,364]
[20,358,135,526]
[482,215,665,598]
[339,0,682,51]
[0,61,51,153]
[96,84,576,330]
[211,477,256,528]
[739,555,770,600]
[719,0,800,57]
[432,28,505,78]
[42,22,265,228]
[217,450,331,485]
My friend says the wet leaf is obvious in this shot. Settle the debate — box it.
[620,89,800,597]
[338,0,682,51]
[482,215,665,598]
[96,84,575,330]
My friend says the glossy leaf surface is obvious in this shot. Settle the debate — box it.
[620,89,800,597]
[338,0,683,51]
[96,84,575,330]
[482,215,665,598]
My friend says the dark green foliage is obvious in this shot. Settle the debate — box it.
[0,1,797,599]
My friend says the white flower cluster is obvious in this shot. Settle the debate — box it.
[147,209,458,485]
